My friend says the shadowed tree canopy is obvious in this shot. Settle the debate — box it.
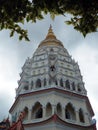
[0,0,98,41]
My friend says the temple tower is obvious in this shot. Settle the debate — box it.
[9,26,96,130]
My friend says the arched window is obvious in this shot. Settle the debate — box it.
[23,107,28,120]
[79,108,85,123]
[57,103,62,117]
[72,82,75,91]
[32,102,43,119]
[65,103,76,120]
[50,48,54,52]
[77,83,81,92]
[35,108,43,118]
[49,78,51,85]
[55,79,58,86]
[24,85,29,90]
[60,78,63,87]
[44,78,47,86]
[46,103,52,117]
[12,113,17,123]
[66,80,70,89]
[66,109,70,119]
[31,81,33,89]
[36,79,41,88]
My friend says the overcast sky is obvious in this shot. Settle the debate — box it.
[0,15,98,127]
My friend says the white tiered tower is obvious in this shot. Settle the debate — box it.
[9,26,96,130]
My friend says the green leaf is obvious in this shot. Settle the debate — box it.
[65,21,72,25]
[25,36,30,41]
[0,0,97,40]
[19,35,23,40]
[10,30,14,37]
[50,12,55,20]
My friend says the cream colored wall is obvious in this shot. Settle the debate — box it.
[11,91,91,125]
[24,122,93,130]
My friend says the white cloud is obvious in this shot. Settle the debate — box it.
[71,43,98,127]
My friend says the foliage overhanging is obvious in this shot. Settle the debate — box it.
[0,0,98,41]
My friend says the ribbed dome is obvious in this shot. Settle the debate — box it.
[38,25,64,48]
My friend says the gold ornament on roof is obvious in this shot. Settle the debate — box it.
[45,25,56,39]
[38,25,64,48]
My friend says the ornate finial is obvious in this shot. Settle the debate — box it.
[38,25,64,47]
[45,25,56,39]
[49,24,52,30]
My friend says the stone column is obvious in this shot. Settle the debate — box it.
[46,78,49,87]
[75,109,80,123]
[45,78,47,87]
[57,79,60,87]
[33,81,36,89]
[47,79,49,87]
[28,108,32,121]
[62,106,65,120]
[84,112,90,125]
[75,85,78,92]
[42,105,46,119]
[41,80,44,88]
[52,104,56,115]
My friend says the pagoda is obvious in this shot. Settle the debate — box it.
[9,26,96,130]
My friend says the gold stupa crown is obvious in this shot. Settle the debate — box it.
[45,24,56,39]
[38,25,64,47]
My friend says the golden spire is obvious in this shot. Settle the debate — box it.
[45,25,56,39]
[38,25,64,48]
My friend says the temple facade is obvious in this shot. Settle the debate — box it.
[9,26,96,130]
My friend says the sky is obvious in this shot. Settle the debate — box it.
[0,15,98,128]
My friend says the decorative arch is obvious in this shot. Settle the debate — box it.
[79,108,85,123]
[32,102,43,119]
[23,106,28,120]
[36,79,41,88]
[66,80,70,89]
[46,103,52,117]
[60,78,63,87]
[65,103,76,120]
[57,103,62,117]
